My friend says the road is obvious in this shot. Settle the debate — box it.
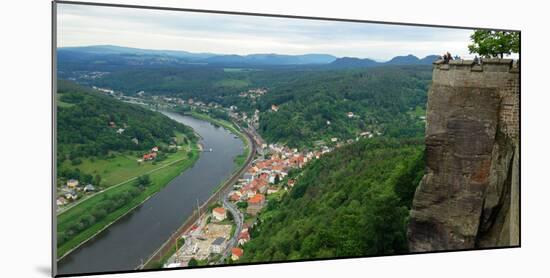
[217,197,244,263]
[215,124,265,263]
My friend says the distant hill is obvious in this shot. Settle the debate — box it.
[385,54,440,65]
[204,53,337,65]
[328,57,379,68]
[59,45,215,60]
[58,45,437,69]
[329,54,439,68]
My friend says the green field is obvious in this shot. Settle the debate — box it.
[56,93,75,108]
[59,133,191,188]
[233,144,250,169]
[222,68,260,73]
[57,146,200,259]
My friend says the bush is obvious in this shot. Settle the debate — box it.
[136,175,151,187]
[188,258,198,267]
[236,202,248,209]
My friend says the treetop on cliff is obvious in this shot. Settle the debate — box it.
[468,30,519,58]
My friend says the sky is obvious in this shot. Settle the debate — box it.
[57,3,477,61]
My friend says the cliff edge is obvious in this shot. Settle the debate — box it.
[408,59,520,251]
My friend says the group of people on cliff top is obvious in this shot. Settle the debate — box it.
[441,52,482,65]
[440,52,464,63]
[441,52,454,63]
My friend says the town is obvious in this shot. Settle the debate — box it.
[161,140,329,267]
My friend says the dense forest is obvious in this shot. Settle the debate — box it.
[57,80,197,163]
[238,138,425,262]
[256,66,431,147]
[70,64,430,148]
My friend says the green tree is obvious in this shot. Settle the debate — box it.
[136,174,151,187]
[94,174,102,186]
[188,258,198,267]
[468,30,520,58]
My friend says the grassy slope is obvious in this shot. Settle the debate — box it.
[57,147,200,259]
[57,132,192,213]
[59,133,190,188]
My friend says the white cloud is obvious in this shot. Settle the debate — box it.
[57,3,476,61]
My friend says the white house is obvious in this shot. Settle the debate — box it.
[210,237,226,254]
[67,179,79,188]
[212,207,227,221]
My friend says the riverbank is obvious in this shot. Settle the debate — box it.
[142,113,255,269]
[57,145,201,259]
[186,111,243,139]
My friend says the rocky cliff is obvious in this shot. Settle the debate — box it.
[408,59,520,251]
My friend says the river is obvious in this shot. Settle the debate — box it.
[57,111,245,275]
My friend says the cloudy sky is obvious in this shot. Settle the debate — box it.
[58,3,476,61]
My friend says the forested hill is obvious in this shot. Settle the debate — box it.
[56,80,196,163]
[258,66,432,147]
[239,138,424,262]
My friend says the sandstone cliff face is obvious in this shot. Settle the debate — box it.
[408,59,520,252]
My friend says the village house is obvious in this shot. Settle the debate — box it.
[83,184,95,192]
[210,237,226,254]
[143,152,157,161]
[56,196,68,206]
[116,128,125,134]
[230,192,241,202]
[242,173,254,183]
[67,179,79,189]
[267,186,279,195]
[247,194,265,215]
[212,207,227,221]
[151,146,159,152]
[287,179,296,188]
[231,247,244,261]
[64,191,78,201]
[241,185,257,199]
[347,112,355,118]
[271,104,279,112]
[238,229,250,245]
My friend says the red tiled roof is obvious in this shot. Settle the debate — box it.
[248,194,265,204]
[213,207,226,214]
[238,230,250,240]
[232,247,244,257]
[230,193,240,201]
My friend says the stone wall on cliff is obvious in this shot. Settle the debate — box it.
[408,58,520,252]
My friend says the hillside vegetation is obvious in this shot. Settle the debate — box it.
[257,67,431,147]
[72,65,430,148]
[57,80,196,163]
